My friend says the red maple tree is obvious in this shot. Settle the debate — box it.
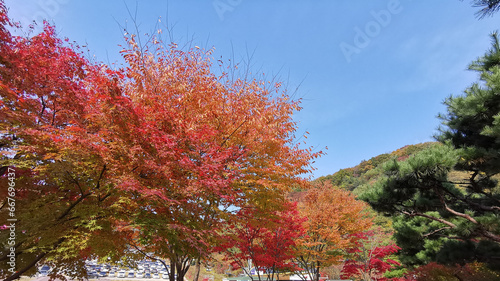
[217,201,305,281]
[341,230,401,281]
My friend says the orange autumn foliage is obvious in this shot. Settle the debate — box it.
[294,181,373,281]
[115,32,323,281]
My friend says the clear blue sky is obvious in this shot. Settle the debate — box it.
[4,0,500,178]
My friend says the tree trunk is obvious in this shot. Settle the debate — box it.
[170,259,177,281]
[176,256,191,281]
[193,258,201,281]
[315,261,320,281]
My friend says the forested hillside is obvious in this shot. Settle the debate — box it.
[315,142,438,195]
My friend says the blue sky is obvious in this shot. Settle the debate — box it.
[4,0,500,178]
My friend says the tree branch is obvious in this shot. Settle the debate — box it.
[0,239,27,261]
[401,210,457,228]
[221,120,247,147]
[66,170,85,196]
[441,199,478,224]
[436,192,500,242]
[440,182,500,212]
[130,243,171,274]
[96,164,107,190]
[57,192,91,221]
[423,227,452,238]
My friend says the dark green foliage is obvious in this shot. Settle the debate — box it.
[317,33,500,272]
[436,240,500,270]
[469,31,500,72]
[360,144,459,215]
[391,214,451,266]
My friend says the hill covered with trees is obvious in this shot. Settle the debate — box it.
[315,142,439,195]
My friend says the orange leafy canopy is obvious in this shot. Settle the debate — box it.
[113,31,323,281]
[294,181,373,281]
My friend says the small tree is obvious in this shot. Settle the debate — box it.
[294,181,373,281]
[341,229,401,281]
[218,201,305,281]
[117,25,322,281]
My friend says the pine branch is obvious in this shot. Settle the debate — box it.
[423,227,452,238]
[401,210,457,228]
